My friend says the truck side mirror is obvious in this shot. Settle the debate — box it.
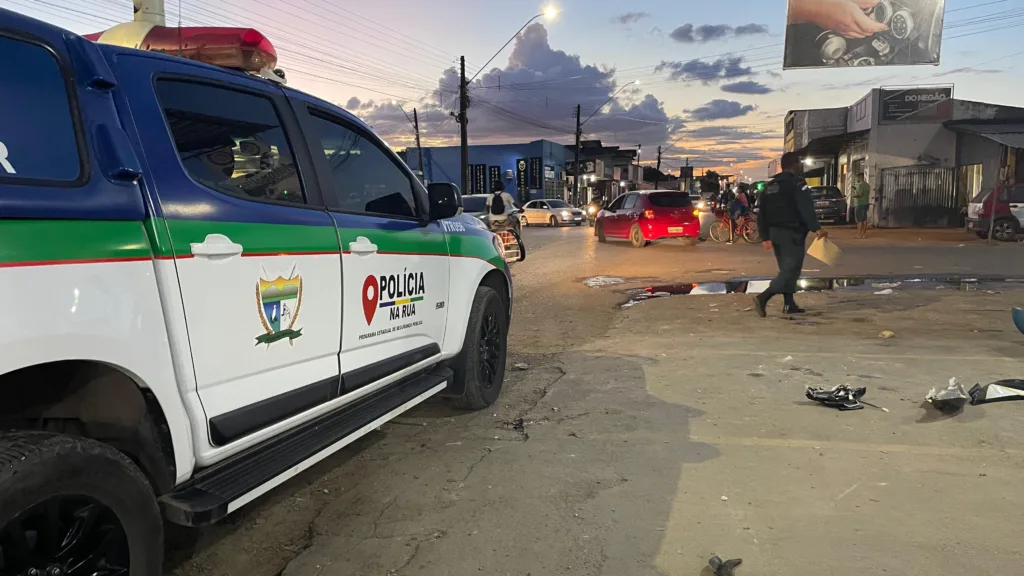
[427,182,462,220]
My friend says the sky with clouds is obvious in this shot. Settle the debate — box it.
[14,0,1024,177]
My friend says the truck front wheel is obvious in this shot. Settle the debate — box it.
[0,432,163,576]
[450,286,508,410]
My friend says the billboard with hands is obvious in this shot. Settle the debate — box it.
[784,0,945,69]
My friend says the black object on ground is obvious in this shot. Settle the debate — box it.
[709,555,742,576]
[805,384,867,410]
[968,379,1024,405]
[926,378,970,413]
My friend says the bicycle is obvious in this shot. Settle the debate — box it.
[708,208,759,244]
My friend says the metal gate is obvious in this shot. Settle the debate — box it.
[877,167,957,228]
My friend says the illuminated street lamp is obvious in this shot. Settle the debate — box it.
[470,7,558,82]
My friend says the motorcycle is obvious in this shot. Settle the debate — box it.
[585,202,603,226]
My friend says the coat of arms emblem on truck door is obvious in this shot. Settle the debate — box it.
[255,263,304,346]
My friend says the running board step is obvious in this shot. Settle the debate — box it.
[160,369,450,526]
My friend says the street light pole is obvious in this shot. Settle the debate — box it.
[413,108,425,183]
[459,55,469,195]
[461,7,557,197]
[573,104,581,205]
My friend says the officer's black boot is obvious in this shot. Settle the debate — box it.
[782,294,805,314]
[753,290,774,318]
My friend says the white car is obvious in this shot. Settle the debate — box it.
[520,199,585,226]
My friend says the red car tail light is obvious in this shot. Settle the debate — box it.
[643,209,655,219]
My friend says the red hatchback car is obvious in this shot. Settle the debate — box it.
[595,191,701,248]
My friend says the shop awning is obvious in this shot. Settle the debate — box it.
[793,129,870,158]
[945,121,1024,149]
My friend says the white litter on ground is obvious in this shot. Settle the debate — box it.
[874,288,895,295]
[584,276,625,288]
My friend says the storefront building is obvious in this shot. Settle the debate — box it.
[786,88,1024,227]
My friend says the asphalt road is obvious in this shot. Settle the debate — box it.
[169,225,1024,576]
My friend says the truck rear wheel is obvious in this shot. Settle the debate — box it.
[451,286,508,410]
[0,432,163,576]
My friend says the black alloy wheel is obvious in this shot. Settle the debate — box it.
[478,310,502,389]
[0,496,128,576]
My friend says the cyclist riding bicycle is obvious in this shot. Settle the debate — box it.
[486,181,520,230]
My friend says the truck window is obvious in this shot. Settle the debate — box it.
[154,80,305,205]
[0,35,82,183]
[305,111,417,219]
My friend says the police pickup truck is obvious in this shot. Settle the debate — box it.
[0,10,519,573]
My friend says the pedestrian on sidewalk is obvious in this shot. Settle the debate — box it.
[753,152,827,317]
[853,170,871,238]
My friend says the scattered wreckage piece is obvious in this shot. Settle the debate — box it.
[926,377,970,413]
[709,555,742,576]
[806,384,867,411]
[969,379,1024,406]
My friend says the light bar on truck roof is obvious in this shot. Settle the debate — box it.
[85,24,284,83]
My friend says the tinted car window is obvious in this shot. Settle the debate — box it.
[606,196,625,211]
[0,36,81,182]
[810,187,843,199]
[622,195,637,209]
[462,196,487,213]
[648,192,692,207]
[155,80,304,204]
[306,112,416,218]
[1011,186,1024,204]
[547,200,569,208]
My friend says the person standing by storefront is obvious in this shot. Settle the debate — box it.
[753,152,827,317]
[852,170,871,238]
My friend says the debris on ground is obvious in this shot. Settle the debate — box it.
[708,555,742,576]
[720,495,729,501]
[879,330,896,339]
[584,276,625,288]
[806,384,868,410]
[874,288,895,295]
[926,377,970,413]
[873,282,901,289]
[513,363,530,370]
[969,379,1024,405]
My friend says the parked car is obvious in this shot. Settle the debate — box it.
[809,186,848,223]
[461,193,522,233]
[0,10,519,569]
[520,199,584,226]
[594,190,701,248]
[967,184,1024,241]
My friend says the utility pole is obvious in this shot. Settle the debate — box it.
[654,145,662,188]
[413,108,424,183]
[458,56,469,195]
[573,104,581,205]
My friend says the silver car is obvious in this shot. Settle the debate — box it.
[460,194,522,233]
[521,199,584,227]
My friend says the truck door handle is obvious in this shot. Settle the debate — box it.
[349,236,378,255]
[190,234,243,258]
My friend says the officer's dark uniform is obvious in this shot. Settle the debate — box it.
[756,171,822,304]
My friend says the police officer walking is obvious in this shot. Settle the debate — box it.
[753,152,827,317]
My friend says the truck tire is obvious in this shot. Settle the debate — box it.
[0,432,163,576]
[451,286,508,410]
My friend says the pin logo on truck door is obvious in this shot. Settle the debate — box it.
[255,264,304,346]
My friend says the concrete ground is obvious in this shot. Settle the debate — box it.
[168,225,1024,576]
